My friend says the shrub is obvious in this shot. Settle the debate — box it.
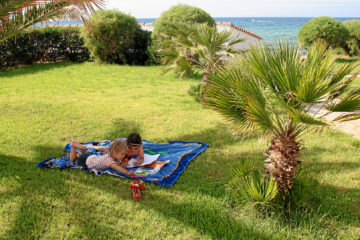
[187,84,202,102]
[83,10,150,65]
[153,5,214,77]
[228,160,278,208]
[343,20,360,56]
[334,47,348,56]
[283,173,319,209]
[0,26,89,69]
[297,16,349,49]
[152,4,215,43]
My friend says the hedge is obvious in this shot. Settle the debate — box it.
[0,26,89,69]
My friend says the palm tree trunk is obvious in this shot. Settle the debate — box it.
[264,130,300,195]
[200,66,211,103]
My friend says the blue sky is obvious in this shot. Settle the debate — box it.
[105,0,360,18]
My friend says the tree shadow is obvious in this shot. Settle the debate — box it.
[135,191,272,240]
[271,145,360,229]
[0,153,70,238]
[1,151,133,238]
[335,57,360,63]
[6,115,358,238]
[0,62,80,79]
[1,118,144,238]
[153,122,263,148]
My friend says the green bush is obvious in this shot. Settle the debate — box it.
[187,84,202,102]
[228,160,278,208]
[334,47,348,56]
[0,26,89,69]
[297,16,349,49]
[83,10,150,65]
[343,20,360,56]
[152,4,215,43]
[153,5,214,77]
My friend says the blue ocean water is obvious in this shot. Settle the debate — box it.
[48,17,360,44]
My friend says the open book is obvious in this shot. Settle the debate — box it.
[127,154,160,168]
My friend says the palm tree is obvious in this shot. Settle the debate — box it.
[0,0,105,43]
[158,23,244,81]
[205,41,360,195]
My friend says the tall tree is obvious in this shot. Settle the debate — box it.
[206,41,360,195]
[0,0,105,43]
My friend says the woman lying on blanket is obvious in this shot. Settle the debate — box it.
[70,138,134,176]
[84,133,144,167]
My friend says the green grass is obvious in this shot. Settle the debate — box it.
[334,56,360,74]
[0,62,359,239]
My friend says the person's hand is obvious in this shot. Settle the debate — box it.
[127,170,135,176]
[135,159,144,166]
[87,144,94,149]
[120,162,129,168]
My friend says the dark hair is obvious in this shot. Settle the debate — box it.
[127,133,142,145]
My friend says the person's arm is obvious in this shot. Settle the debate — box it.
[135,145,144,166]
[92,146,107,152]
[120,161,129,168]
[110,163,134,176]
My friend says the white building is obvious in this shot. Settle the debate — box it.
[138,21,262,51]
[215,21,262,50]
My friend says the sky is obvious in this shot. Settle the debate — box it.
[105,0,360,18]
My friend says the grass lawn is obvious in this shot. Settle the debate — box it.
[0,62,360,239]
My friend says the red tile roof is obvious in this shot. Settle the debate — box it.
[138,22,154,26]
[215,21,262,40]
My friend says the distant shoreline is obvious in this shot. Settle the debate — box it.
[40,17,360,43]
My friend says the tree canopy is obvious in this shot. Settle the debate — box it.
[83,10,146,65]
[152,4,215,43]
[297,16,349,49]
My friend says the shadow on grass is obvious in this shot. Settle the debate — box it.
[137,192,272,240]
[335,57,360,63]
[100,118,143,140]
[0,153,69,238]
[0,151,132,239]
[268,146,360,231]
[154,122,263,148]
[3,117,358,238]
[0,62,79,78]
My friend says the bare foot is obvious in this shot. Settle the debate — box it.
[71,138,82,148]
[71,138,87,154]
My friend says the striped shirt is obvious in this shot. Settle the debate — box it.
[86,153,117,169]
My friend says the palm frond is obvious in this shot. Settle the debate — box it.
[333,113,360,122]
[245,97,274,133]
[0,0,105,42]
[287,107,328,126]
[329,72,359,100]
[206,62,278,134]
[327,90,360,112]
[243,41,303,106]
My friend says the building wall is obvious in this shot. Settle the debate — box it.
[140,25,154,32]
[216,24,261,50]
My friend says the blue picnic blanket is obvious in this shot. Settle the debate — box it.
[37,140,208,187]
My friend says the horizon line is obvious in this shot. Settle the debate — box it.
[136,16,360,18]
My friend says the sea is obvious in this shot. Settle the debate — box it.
[46,17,360,45]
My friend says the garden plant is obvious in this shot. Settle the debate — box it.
[297,16,349,50]
[343,19,360,56]
[206,41,360,196]
[153,4,215,76]
[82,10,150,65]
[0,0,105,43]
